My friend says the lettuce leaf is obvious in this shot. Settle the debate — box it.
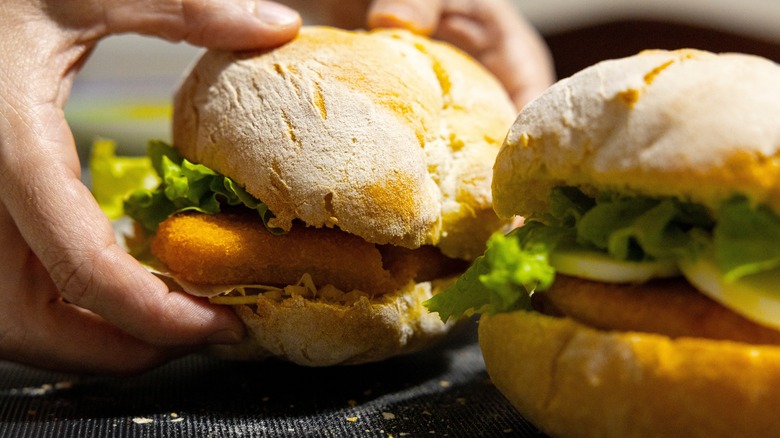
[576,195,713,262]
[91,140,280,234]
[424,188,584,322]
[426,183,780,321]
[424,224,569,322]
[124,140,280,233]
[716,198,780,281]
[425,187,720,321]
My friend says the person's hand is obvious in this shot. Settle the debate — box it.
[0,0,300,374]
[371,0,555,108]
[290,0,555,108]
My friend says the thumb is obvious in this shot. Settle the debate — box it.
[58,0,302,50]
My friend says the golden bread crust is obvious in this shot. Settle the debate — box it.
[173,26,514,258]
[479,311,780,438]
[493,49,780,219]
[210,279,455,366]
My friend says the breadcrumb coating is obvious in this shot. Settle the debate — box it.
[151,211,466,294]
[537,275,780,345]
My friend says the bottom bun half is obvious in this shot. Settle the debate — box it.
[209,279,456,366]
[478,310,780,438]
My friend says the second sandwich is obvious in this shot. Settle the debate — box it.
[428,49,780,437]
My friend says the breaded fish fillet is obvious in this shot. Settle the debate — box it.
[151,212,466,295]
[537,274,780,345]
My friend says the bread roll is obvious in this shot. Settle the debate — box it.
[475,49,780,435]
[480,311,780,438]
[174,26,516,260]
[162,26,517,365]
[493,49,780,219]
[211,279,455,365]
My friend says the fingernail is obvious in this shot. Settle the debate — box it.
[254,1,300,26]
[206,329,244,345]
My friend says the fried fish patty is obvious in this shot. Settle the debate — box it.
[535,274,780,346]
[151,212,467,295]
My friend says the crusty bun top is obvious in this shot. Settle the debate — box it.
[173,26,516,259]
[493,49,780,219]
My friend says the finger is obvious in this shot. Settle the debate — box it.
[0,203,177,374]
[483,4,555,108]
[5,267,181,375]
[433,0,555,108]
[2,301,177,375]
[39,301,187,374]
[53,0,301,50]
[0,104,245,348]
[367,0,445,35]
[499,20,556,108]
[112,0,301,49]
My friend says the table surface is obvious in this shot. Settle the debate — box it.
[0,321,546,437]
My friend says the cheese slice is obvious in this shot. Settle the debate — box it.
[680,256,780,330]
[549,247,680,283]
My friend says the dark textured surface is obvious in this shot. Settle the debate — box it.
[0,322,545,437]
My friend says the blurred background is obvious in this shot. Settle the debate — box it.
[66,0,780,159]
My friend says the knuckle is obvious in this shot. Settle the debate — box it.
[48,248,100,307]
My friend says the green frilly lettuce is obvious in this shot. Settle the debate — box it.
[425,187,780,322]
[90,140,279,233]
[716,199,780,281]
[423,222,567,321]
